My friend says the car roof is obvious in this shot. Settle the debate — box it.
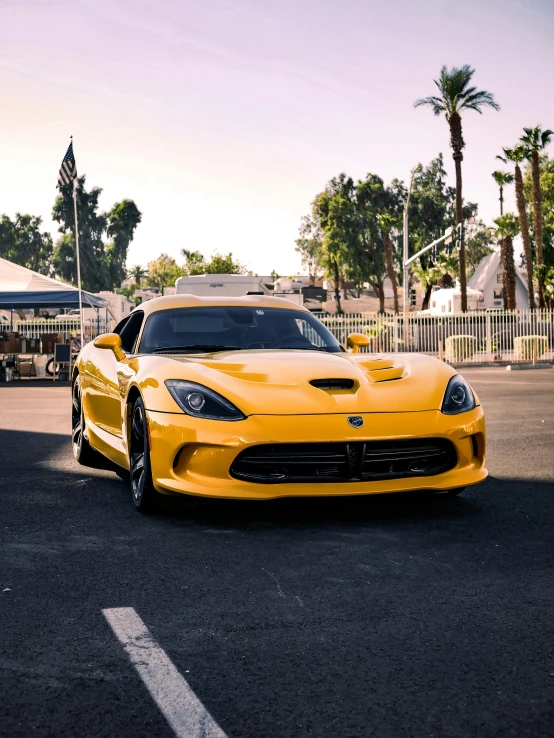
[132,294,309,317]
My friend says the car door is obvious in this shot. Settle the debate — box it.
[85,312,144,436]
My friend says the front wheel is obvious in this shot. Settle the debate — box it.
[129,397,159,512]
[72,376,100,466]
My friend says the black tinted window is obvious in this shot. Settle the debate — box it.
[119,311,144,353]
[138,307,342,354]
[113,317,129,335]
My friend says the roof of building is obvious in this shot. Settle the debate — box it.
[468,251,527,292]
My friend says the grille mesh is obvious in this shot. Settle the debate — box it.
[230,439,457,484]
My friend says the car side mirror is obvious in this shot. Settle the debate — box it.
[347,332,370,354]
[94,333,125,361]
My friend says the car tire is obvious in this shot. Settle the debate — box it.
[129,396,159,512]
[72,375,100,466]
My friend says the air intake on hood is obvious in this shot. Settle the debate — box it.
[310,378,355,390]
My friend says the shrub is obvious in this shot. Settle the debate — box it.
[514,335,548,361]
[445,335,477,362]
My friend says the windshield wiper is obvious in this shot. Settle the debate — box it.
[152,345,242,353]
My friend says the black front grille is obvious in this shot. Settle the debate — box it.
[230,439,457,484]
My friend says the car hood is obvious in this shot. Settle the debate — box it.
[136,349,461,415]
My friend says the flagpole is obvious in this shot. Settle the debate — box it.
[72,168,84,345]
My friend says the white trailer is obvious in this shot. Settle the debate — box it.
[175,274,272,297]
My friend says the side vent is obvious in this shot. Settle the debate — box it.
[310,378,355,390]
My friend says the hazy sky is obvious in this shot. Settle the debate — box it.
[2,0,554,276]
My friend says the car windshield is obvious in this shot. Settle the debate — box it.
[138,306,342,354]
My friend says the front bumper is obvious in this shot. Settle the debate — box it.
[146,407,487,499]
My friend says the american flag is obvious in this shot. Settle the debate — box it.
[58,141,77,186]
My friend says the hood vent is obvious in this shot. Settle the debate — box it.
[310,378,355,390]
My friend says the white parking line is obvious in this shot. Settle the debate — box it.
[103,607,227,738]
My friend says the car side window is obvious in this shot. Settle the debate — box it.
[113,317,129,335]
[118,311,144,354]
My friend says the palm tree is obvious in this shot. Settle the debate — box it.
[377,213,399,314]
[415,65,499,312]
[491,171,513,216]
[520,126,553,308]
[501,147,535,309]
[493,214,519,310]
[128,264,148,286]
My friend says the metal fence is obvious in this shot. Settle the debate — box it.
[12,311,554,364]
[316,310,554,364]
[15,318,115,346]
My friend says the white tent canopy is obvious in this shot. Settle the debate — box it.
[0,257,107,309]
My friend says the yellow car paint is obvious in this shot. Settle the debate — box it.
[75,294,487,499]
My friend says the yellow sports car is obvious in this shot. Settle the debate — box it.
[72,295,487,511]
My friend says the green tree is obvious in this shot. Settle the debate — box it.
[106,200,142,288]
[491,171,513,216]
[520,126,553,307]
[311,174,360,314]
[180,249,245,276]
[415,65,499,311]
[181,249,206,275]
[405,155,455,309]
[147,254,186,289]
[295,216,325,286]
[53,176,109,291]
[414,251,459,306]
[204,252,245,274]
[464,221,494,277]
[52,176,141,292]
[501,146,535,309]
[377,213,400,314]
[128,264,148,286]
[0,213,53,274]
[523,155,554,269]
[493,214,519,310]
[355,174,401,313]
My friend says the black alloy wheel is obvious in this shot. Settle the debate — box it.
[129,396,159,512]
[71,375,98,465]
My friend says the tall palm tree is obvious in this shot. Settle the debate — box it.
[501,147,535,309]
[493,214,519,311]
[415,65,499,312]
[377,213,399,314]
[520,126,553,308]
[128,264,148,286]
[491,170,513,216]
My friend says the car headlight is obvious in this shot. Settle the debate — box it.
[165,380,245,421]
[441,375,476,415]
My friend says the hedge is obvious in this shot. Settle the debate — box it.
[445,335,477,362]
[514,335,548,360]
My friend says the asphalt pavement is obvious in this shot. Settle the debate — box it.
[1,368,553,738]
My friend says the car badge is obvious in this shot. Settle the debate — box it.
[347,416,364,429]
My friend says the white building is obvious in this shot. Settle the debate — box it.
[135,287,162,303]
[428,286,485,314]
[467,252,529,310]
[96,291,135,322]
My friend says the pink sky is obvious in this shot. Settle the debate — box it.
[1,0,554,276]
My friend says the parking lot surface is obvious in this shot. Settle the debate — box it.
[1,368,553,737]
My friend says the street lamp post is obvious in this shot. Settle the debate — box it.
[403,164,420,348]
[403,164,420,317]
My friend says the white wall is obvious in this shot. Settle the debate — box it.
[481,268,529,310]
